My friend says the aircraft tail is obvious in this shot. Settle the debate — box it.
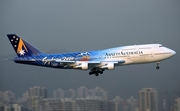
[7,34,43,56]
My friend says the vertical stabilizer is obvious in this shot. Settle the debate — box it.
[7,34,43,56]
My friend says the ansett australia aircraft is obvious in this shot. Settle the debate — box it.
[7,34,176,76]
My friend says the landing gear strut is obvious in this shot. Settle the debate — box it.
[156,62,160,70]
[89,68,105,76]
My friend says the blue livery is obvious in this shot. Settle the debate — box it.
[7,34,176,76]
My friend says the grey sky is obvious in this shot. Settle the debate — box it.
[0,0,180,98]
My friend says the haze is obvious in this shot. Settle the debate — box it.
[0,0,179,98]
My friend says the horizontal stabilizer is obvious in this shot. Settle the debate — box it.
[14,59,36,64]
[4,58,14,61]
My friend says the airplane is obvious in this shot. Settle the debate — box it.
[6,34,176,76]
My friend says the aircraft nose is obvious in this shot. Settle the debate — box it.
[171,50,176,56]
[165,47,176,58]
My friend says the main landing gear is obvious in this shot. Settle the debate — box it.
[156,62,160,70]
[89,68,105,76]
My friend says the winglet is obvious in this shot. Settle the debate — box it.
[7,34,43,56]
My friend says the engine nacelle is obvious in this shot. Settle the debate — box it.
[100,63,115,70]
[74,62,88,70]
[81,63,88,70]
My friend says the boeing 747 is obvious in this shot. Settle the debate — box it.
[7,34,176,76]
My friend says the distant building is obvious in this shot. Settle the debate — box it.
[170,90,180,108]
[54,88,76,99]
[112,96,137,111]
[87,87,108,100]
[27,86,47,110]
[0,104,28,111]
[138,88,158,111]
[158,91,171,111]
[0,91,15,103]
[53,88,65,98]
[0,104,13,111]
[126,96,138,111]
[29,86,47,99]
[178,98,180,111]
[35,98,76,111]
[22,91,29,102]
[76,99,112,111]
[53,86,108,101]
[77,86,88,98]
[35,98,115,111]
[112,96,123,111]
[65,89,76,99]
[171,97,180,111]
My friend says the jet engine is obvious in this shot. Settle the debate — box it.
[74,62,88,70]
[100,63,115,70]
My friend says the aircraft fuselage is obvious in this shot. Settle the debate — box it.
[7,34,176,76]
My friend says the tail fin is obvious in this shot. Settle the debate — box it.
[7,34,43,56]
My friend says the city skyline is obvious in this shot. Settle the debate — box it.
[1,86,180,111]
[1,86,180,100]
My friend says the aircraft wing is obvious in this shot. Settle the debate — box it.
[55,59,125,65]
[55,60,101,64]
[55,59,125,70]
[55,60,75,63]
[101,60,125,64]
[55,60,125,64]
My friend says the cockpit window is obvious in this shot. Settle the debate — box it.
[159,45,163,47]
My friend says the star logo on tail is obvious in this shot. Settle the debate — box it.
[18,49,25,56]
[10,36,28,56]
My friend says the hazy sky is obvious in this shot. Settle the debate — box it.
[0,0,180,98]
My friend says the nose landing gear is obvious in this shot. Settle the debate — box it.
[156,62,160,70]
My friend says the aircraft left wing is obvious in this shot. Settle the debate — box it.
[101,60,125,64]
[54,60,125,64]
[55,59,125,70]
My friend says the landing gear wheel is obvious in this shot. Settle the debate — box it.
[156,66,160,70]
[95,73,99,76]
[99,71,103,74]
[89,72,92,75]
[156,62,160,70]
[89,68,105,76]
